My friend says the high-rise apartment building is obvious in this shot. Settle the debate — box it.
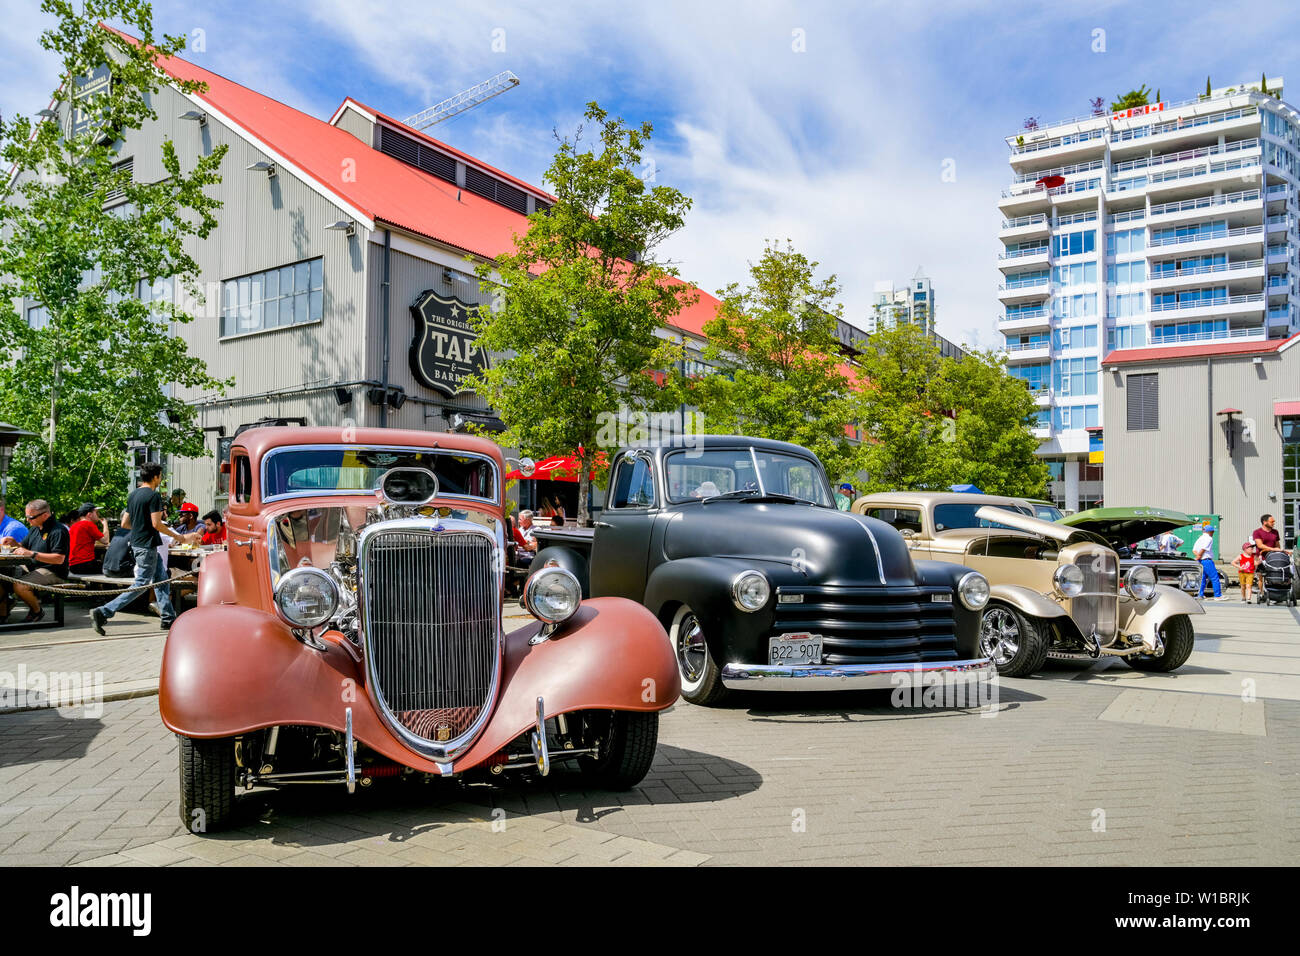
[870,267,935,334]
[998,78,1300,510]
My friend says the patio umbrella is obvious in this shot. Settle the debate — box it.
[505,452,608,482]
[1036,174,1066,190]
[950,483,983,494]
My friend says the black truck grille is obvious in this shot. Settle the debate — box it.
[771,586,959,664]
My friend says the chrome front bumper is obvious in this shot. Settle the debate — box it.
[720,657,995,691]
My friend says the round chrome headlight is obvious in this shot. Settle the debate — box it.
[731,570,771,612]
[1124,565,1157,600]
[957,571,990,611]
[274,566,339,628]
[523,566,582,624]
[1053,564,1085,598]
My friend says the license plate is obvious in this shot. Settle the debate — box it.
[768,632,823,666]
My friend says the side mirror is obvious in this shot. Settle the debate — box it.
[507,457,536,478]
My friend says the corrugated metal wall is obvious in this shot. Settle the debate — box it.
[1102,346,1298,549]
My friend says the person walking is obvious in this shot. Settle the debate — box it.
[1193,524,1226,601]
[834,483,856,511]
[1231,542,1258,603]
[91,463,185,633]
[1252,513,1289,555]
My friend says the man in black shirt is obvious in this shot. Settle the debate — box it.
[92,462,186,633]
[0,498,71,622]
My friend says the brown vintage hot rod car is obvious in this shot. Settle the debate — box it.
[160,427,680,832]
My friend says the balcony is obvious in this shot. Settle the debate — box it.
[1147,188,1261,226]
[1147,258,1264,291]
[1266,243,1291,263]
[1267,306,1293,328]
[1004,342,1051,362]
[1149,325,1267,345]
[998,245,1050,271]
[1000,213,1050,239]
[1144,157,1262,200]
[1109,105,1260,154]
[999,309,1051,332]
[1149,292,1266,320]
[997,275,1052,305]
[1147,224,1265,254]
[1110,137,1259,177]
[1008,128,1106,170]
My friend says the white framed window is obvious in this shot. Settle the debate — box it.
[221,258,323,337]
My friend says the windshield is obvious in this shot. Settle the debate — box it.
[262,447,497,503]
[664,448,833,506]
[934,502,1033,532]
[1032,503,1064,521]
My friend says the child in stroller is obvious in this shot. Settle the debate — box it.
[1257,549,1298,606]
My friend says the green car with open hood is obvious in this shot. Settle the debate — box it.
[1057,507,1203,593]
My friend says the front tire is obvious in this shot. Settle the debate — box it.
[577,710,659,789]
[668,604,728,706]
[1125,614,1195,672]
[178,735,236,833]
[978,603,1048,678]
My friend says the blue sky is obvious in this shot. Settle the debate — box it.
[2,0,1296,347]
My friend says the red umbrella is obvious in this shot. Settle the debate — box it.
[505,451,608,482]
[1036,174,1066,190]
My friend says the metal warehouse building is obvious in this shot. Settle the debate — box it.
[18,30,730,512]
[1101,333,1300,549]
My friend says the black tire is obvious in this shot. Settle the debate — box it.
[978,603,1049,678]
[667,604,728,706]
[577,710,659,790]
[1125,614,1196,672]
[178,735,236,833]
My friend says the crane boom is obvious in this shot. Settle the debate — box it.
[403,71,521,130]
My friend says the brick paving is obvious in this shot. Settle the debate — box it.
[0,603,1296,865]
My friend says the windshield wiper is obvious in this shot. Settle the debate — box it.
[703,490,804,504]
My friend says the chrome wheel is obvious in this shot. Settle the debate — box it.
[980,607,1021,667]
[674,611,708,684]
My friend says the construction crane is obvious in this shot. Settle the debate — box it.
[403,71,521,131]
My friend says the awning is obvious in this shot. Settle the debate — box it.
[505,452,608,482]
[1274,399,1300,417]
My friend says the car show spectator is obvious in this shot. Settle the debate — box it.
[515,510,537,549]
[0,498,26,543]
[0,498,71,622]
[1232,542,1258,603]
[834,482,855,511]
[1156,529,1183,555]
[1193,525,1226,601]
[172,501,201,536]
[1252,513,1288,555]
[67,502,108,574]
[92,463,185,634]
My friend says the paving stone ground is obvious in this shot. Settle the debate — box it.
[0,601,1297,866]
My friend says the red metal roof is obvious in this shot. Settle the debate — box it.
[105,28,727,337]
[1275,400,1300,417]
[1102,332,1300,365]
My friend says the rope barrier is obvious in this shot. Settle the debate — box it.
[0,567,198,597]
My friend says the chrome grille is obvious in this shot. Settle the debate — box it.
[362,527,499,745]
[1070,549,1118,640]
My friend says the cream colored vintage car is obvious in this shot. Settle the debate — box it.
[852,492,1205,677]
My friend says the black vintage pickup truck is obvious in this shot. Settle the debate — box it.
[530,436,993,705]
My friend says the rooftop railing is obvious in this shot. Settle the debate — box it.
[1111,106,1259,143]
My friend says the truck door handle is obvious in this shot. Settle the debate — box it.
[594,521,612,528]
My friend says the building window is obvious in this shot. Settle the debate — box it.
[221,258,323,337]
[1053,229,1096,258]
[1126,372,1158,430]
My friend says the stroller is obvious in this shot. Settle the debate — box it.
[1256,550,1299,606]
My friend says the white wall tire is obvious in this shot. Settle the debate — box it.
[668,604,727,706]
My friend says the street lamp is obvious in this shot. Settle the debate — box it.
[0,422,36,499]
[325,219,356,238]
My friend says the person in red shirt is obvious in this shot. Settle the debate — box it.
[181,510,227,546]
[1252,513,1288,555]
[68,503,108,574]
[1231,542,1258,602]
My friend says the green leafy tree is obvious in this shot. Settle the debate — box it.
[683,241,865,484]
[1110,85,1151,111]
[853,322,954,492]
[0,0,229,513]
[468,102,694,525]
[940,349,1050,497]
[854,324,1048,496]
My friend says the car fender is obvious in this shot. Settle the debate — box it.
[196,550,236,606]
[988,583,1069,620]
[1119,584,1205,645]
[159,599,676,774]
[642,556,783,661]
[454,597,679,768]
